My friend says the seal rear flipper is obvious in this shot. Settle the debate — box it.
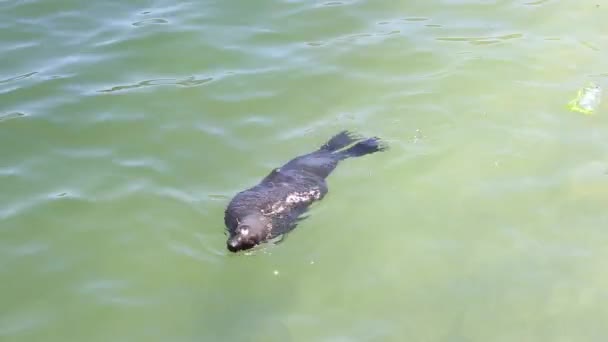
[319,130,361,152]
[338,137,388,159]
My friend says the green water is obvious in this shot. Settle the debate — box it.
[2,0,608,341]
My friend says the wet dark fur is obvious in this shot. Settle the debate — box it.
[224,131,387,252]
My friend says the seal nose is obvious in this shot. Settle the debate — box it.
[227,238,240,252]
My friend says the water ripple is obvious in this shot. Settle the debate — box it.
[524,0,551,5]
[0,310,51,337]
[0,112,26,122]
[402,17,429,22]
[320,1,347,7]
[132,18,169,27]
[0,166,21,177]
[0,72,38,84]
[303,15,438,48]
[97,76,214,93]
[1,0,607,339]
[76,279,151,307]
[152,187,201,204]
[113,157,168,174]
[0,190,89,221]
[168,240,221,263]
[55,147,113,159]
[436,33,524,45]
[78,279,130,294]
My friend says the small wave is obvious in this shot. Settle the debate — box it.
[76,279,152,307]
[132,18,169,27]
[7,241,50,257]
[167,240,221,264]
[0,112,26,122]
[93,180,150,201]
[320,1,346,6]
[113,157,168,173]
[78,279,130,293]
[579,40,599,52]
[524,0,551,5]
[0,189,89,220]
[0,72,38,84]
[0,309,52,336]
[305,24,410,48]
[436,33,523,45]
[207,193,231,201]
[402,17,429,22]
[97,76,213,93]
[55,147,113,159]
[153,187,201,204]
[0,166,21,176]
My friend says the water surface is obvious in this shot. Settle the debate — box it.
[2,0,608,341]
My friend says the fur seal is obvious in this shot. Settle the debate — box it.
[224,131,387,252]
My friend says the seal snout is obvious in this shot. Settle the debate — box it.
[227,238,240,252]
[226,234,257,253]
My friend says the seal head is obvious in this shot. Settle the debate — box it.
[226,215,268,252]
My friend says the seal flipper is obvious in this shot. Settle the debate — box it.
[338,137,387,159]
[272,213,308,245]
[319,130,361,152]
[269,206,311,238]
[272,234,287,245]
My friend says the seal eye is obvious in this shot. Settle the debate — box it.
[240,228,249,236]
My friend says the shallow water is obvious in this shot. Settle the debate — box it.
[2,0,608,341]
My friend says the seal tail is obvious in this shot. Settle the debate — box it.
[319,130,361,152]
[337,137,387,159]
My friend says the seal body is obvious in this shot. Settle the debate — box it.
[224,131,386,252]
